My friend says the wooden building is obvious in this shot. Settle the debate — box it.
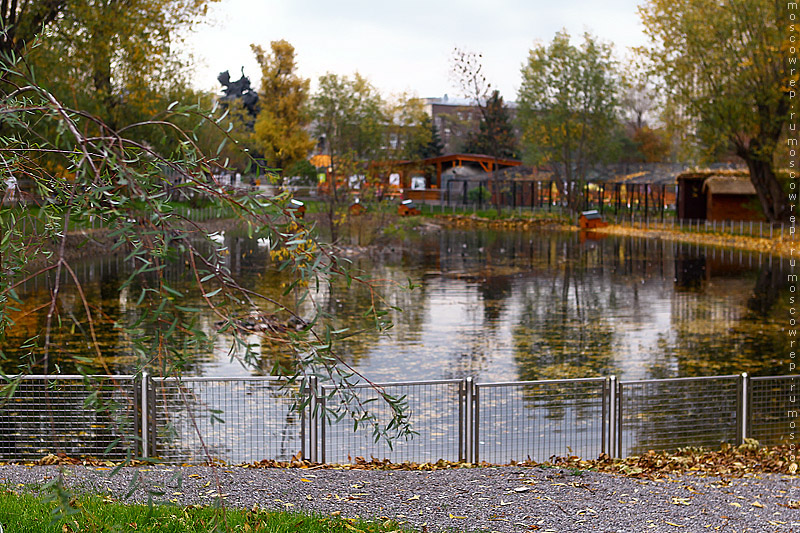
[676,170,762,221]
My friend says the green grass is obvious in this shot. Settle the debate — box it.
[0,489,415,532]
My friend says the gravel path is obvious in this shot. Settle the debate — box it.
[1,465,798,532]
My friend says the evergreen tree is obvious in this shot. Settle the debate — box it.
[463,90,518,159]
[405,114,444,159]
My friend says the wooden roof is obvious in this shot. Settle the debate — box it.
[702,176,756,195]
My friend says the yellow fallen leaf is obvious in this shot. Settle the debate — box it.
[672,497,691,506]
[301,478,313,482]
[751,501,764,508]
[407,495,419,501]
[665,521,685,527]
[729,502,742,508]
[448,513,466,519]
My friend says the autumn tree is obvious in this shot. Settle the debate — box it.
[639,0,794,222]
[311,72,386,202]
[0,0,65,61]
[21,0,216,133]
[251,40,315,175]
[517,31,620,210]
[383,93,434,161]
[463,90,518,158]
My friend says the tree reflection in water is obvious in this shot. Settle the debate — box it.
[2,228,792,382]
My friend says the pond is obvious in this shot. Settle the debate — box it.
[3,226,791,383]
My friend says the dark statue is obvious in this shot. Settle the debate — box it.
[218,68,259,116]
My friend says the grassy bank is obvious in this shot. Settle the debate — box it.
[0,489,411,532]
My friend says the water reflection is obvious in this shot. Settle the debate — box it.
[3,228,792,382]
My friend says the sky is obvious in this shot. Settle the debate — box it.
[186,0,649,102]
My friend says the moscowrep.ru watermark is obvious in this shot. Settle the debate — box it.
[788,1,798,468]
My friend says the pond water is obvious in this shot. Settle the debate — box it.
[3,227,791,383]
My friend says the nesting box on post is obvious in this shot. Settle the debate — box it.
[579,210,607,229]
[349,198,366,215]
[398,199,420,216]
[288,199,306,219]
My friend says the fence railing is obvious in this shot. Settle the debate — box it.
[0,372,795,464]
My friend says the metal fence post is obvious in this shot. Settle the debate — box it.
[616,380,623,459]
[141,371,149,459]
[458,380,465,462]
[739,372,749,444]
[608,376,617,458]
[465,377,474,464]
[320,386,327,464]
[309,376,318,463]
[474,382,480,464]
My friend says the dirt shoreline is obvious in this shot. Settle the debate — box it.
[26,215,794,271]
[436,213,796,258]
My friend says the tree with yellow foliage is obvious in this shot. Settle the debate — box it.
[251,40,315,175]
[517,31,620,210]
[9,0,216,138]
[639,0,794,222]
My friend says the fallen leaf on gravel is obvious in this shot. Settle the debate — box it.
[448,513,466,519]
[407,495,419,501]
[729,502,741,507]
[751,501,764,508]
[671,497,691,506]
[300,478,313,482]
[514,486,531,492]
[664,521,685,527]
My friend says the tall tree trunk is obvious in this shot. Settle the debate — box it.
[743,155,787,223]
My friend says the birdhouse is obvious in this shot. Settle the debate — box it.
[288,199,306,219]
[349,198,366,215]
[398,199,420,216]
[578,210,607,229]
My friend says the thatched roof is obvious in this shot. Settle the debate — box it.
[702,175,756,195]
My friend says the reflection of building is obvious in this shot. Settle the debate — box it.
[676,170,762,221]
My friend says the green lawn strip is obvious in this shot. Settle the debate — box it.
[0,489,413,532]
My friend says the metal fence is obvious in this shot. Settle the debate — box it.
[0,373,795,464]
[476,378,607,463]
[318,379,464,464]
[616,376,742,458]
[0,375,138,461]
[749,375,795,447]
[149,376,303,464]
